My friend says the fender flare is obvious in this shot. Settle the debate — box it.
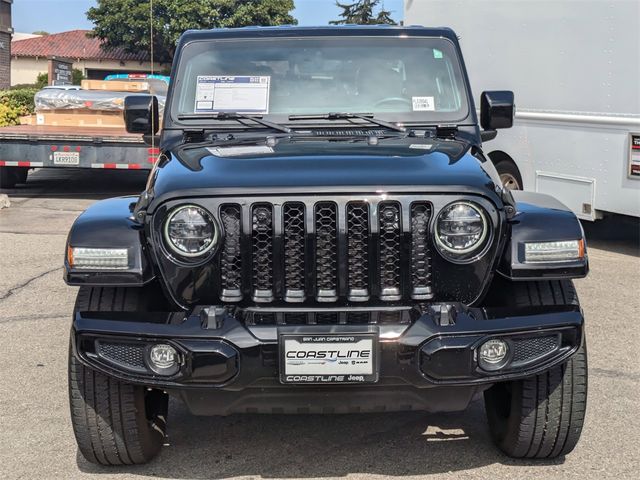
[64,196,155,286]
[498,191,588,280]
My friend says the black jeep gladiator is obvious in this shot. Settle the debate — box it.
[64,26,588,465]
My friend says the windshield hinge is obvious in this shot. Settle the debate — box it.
[436,124,458,139]
[183,129,206,143]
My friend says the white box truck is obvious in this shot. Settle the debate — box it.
[405,0,640,220]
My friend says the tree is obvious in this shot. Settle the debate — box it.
[87,0,297,64]
[330,0,397,25]
[31,30,49,36]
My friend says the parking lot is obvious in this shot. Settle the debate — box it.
[0,168,639,479]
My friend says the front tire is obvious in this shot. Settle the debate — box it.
[69,286,168,465]
[484,280,587,458]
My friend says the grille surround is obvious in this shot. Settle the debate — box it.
[153,194,499,307]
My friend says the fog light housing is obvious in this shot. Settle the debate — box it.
[478,339,510,371]
[146,344,180,376]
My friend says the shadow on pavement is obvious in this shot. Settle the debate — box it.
[582,215,640,257]
[76,399,564,478]
[0,168,148,200]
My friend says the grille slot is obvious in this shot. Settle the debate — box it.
[378,202,402,301]
[251,204,274,302]
[220,205,243,301]
[216,198,434,305]
[315,202,338,302]
[347,202,370,301]
[410,202,434,300]
[283,203,306,302]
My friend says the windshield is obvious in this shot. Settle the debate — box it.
[172,36,469,125]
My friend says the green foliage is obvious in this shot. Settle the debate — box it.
[0,104,22,127]
[0,88,38,118]
[72,68,85,85]
[32,30,50,35]
[330,0,397,25]
[87,0,297,63]
[35,72,48,89]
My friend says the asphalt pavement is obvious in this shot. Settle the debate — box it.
[0,168,639,479]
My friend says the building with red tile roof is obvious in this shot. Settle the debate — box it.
[11,30,168,86]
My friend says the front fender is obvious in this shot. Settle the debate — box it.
[64,196,155,286]
[498,191,588,280]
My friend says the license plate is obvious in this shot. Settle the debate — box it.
[53,151,80,165]
[280,333,378,384]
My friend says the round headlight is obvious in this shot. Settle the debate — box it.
[435,202,488,257]
[164,205,217,257]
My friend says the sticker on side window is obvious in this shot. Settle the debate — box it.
[412,96,435,111]
[194,76,270,114]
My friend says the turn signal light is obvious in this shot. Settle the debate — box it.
[68,246,128,270]
[524,239,584,264]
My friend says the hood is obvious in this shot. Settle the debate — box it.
[145,137,502,209]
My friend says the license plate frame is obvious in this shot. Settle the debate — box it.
[279,332,379,384]
[53,151,80,165]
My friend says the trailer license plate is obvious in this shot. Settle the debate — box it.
[280,334,378,384]
[53,152,80,165]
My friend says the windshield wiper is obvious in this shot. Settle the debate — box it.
[288,112,406,133]
[177,112,292,134]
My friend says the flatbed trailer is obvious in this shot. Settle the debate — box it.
[0,125,156,188]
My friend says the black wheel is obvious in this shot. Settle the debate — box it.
[494,159,522,190]
[0,166,28,189]
[69,286,169,465]
[484,280,588,459]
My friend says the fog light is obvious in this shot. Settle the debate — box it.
[478,339,509,371]
[146,344,179,375]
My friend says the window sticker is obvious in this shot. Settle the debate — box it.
[412,96,435,111]
[195,76,270,114]
[207,146,274,157]
[433,49,443,59]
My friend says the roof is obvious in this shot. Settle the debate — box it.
[177,25,457,47]
[11,30,149,62]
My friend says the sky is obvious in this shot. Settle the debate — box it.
[12,0,404,34]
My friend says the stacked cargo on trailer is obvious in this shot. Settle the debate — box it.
[0,74,167,189]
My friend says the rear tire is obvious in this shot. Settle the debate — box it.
[69,286,168,465]
[494,159,522,190]
[484,280,587,458]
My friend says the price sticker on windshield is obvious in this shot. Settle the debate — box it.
[412,96,435,111]
[194,75,270,114]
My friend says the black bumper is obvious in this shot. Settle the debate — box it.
[71,304,584,415]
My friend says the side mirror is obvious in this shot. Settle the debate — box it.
[124,95,159,135]
[480,91,515,130]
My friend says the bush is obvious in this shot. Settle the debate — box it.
[0,103,23,127]
[0,88,38,116]
[35,72,48,89]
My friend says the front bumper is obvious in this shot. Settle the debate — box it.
[72,303,584,409]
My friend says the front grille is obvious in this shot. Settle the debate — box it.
[217,197,434,305]
[243,308,416,326]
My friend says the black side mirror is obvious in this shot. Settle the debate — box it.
[124,95,159,135]
[480,91,515,130]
